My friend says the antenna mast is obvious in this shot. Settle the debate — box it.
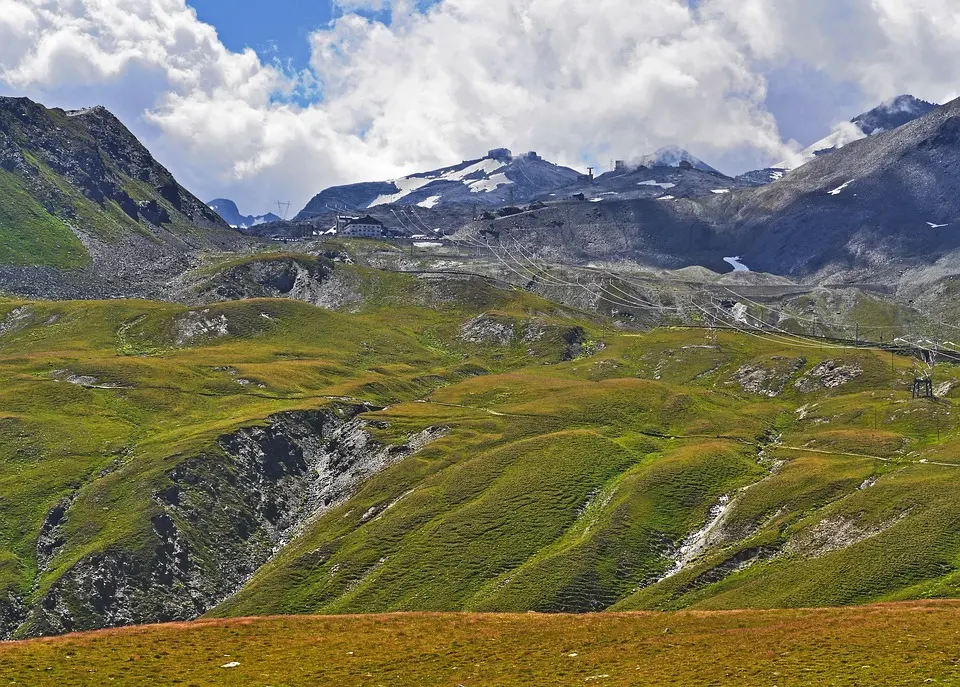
[276,201,292,221]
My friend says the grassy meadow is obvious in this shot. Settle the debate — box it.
[3,602,960,685]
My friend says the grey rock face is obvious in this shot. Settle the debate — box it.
[460,314,516,346]
[731,357,806,397]
[15,406,448,638]
[795,360,864,393]
[0,594,24,639]
[191,256,335,306]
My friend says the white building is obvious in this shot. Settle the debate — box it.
[340,216,384,238]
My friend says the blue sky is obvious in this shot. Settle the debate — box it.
[188,1,335,72]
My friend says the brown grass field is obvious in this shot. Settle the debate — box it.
[2,602,960,685]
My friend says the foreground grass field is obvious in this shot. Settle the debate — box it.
[3,602,960,685]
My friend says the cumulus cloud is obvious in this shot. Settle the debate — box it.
[706,0,960,104]
[705,0,960,169]
[0,0,959,214]
[307,0,784,168]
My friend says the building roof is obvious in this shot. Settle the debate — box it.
[344,215,383,227]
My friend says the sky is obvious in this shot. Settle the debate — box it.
[1,0,959,216]
[188,0,335,73]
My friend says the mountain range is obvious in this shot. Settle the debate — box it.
[207,198,280,229]
[438,91,960,285]
[0,90,950,298]
[295,148,582,218]
[283,95,936,222]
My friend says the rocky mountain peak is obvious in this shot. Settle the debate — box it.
[775,94,939,171]
[0,96,226,231]
[208,198,281,229]
[637,146,720,174]
[852,94,937,136]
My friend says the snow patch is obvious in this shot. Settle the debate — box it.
[447,157,504,182]
[723,256,750,272]
[369,158,509,206]
[777,122,866,170]
[927,222,950,229]
[828,180,855,196]
[638,180,675,189]
[711,189,730,194]
[369,176,434,207]
[469,172,511,193]
[658,195,676,201]
[417,195,442,209]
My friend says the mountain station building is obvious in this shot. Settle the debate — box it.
[340,216,385,238]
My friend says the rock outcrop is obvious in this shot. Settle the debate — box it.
[15,406,448,638]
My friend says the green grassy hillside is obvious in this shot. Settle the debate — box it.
[1,271,959,637]
[214,327,960,618]
[0,275,601,636]
[0,168,88,268]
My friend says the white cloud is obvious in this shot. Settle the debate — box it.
[148,0,789,211]
[0,0,959,214]
[705,0,960,105]
[308,0,785,168]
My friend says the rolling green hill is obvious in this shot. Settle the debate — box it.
[0,265,958,640]
[0,273,603,637]
[215,327,960,618]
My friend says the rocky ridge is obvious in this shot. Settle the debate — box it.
[12,406,448,638]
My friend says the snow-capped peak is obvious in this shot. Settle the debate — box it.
[636,146,720,174]
[776,95,937,170]
[368,156,512,207]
